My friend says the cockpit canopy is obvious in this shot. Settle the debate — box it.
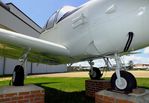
[43,6,77,30]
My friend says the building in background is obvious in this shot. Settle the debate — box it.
[133,64,149,70]
[0,1,67,75]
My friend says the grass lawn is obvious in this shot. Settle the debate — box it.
[0,77,149,103]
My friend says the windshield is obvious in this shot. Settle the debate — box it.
[56,6,76,23]
[43,6,77,31]
[44,12,57,30]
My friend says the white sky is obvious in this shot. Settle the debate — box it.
[73,47,149,67]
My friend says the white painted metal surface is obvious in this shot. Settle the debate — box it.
[0,0,149,66]
[41,0,149,61]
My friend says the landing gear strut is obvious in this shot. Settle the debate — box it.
[111,54,137,92]
[89,61,103,80]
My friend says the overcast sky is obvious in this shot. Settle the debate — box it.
[2,0,149,67]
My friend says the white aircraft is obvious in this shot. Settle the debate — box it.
[0,0,149,91]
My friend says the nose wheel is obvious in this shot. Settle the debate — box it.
[111,70,137,92]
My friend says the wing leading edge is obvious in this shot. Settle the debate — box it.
[0,28,70,64]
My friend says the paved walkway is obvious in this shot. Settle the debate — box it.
[0,71,149,81]
[31,70,149,78]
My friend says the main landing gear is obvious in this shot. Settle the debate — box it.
[88,54,137,92]
[11,48,31,86]
[12,65,24,86]
[89,61,103,80]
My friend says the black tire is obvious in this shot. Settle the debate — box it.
[111,70,137,92]
[89,67,103,80]
[12,65,24,86]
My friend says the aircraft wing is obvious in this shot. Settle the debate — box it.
[0,28,71,64]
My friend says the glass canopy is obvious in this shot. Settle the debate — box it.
[43,6,77,30]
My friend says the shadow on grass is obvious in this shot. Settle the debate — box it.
[138,86,149,89]
[34,82,94,103]
[0,74,11,78]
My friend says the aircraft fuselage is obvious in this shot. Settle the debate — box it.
[40,0,149,62]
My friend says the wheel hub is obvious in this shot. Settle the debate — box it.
[12,72,16,82]
[90,71,97,78]
[115,77,127,90]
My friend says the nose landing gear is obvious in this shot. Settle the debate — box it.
[111,70,137,92]
[111,54,137,92]
[88,53,137,92]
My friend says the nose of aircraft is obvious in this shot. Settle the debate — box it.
[129,6,149,51]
